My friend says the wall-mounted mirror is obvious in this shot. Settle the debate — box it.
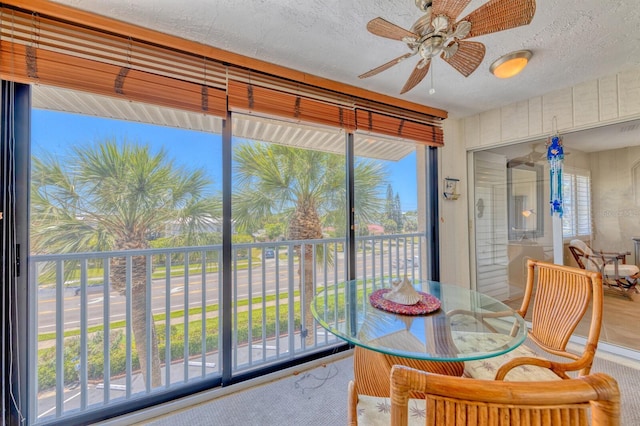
[507,163,544,240]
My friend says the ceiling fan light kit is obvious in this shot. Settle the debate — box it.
[522,208,535,217]
[490,49,532,78]
[359,0,536,94]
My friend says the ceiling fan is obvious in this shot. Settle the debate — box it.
[507,143,569,168]
[507,144,545,168]
[359,0,537,94]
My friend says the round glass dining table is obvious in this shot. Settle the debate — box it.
[311,279,527,362]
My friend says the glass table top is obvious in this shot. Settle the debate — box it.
[311,279,527,362]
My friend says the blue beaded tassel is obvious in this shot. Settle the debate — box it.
[547,134,564,217]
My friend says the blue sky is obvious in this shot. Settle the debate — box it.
[32,109,418,211]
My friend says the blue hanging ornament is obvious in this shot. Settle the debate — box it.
[547,134,564,217]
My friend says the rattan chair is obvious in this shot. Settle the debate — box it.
[389,365,620,426]
[348,313,465,425]
[464,259,604,381]
[347,346,464,426]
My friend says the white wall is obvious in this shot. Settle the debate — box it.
[438,119,470,286]
[590,146,640,254]
[440,68,640,288]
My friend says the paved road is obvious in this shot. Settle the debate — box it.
[37,260,306,332]
[35,250,420,333]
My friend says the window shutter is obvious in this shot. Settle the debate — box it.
[562,174,576,238]
[562,169,592,238]
[575,174,592,236]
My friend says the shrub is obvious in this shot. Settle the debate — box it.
[37,300,302,391]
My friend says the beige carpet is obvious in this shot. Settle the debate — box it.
[127,350,640,426]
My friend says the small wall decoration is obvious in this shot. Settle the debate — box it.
[443,177,460,200]
[476,198,485,218]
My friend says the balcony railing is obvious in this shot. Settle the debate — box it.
[29,232,425,424]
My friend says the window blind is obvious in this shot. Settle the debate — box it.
[0,7,228,117]
[227,80,356,131]
[0,1,445,145]
[355,109,444,146]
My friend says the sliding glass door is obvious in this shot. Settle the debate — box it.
[353,134,431,286]
[230,114,349,368]
[29,87,224,423]
[471,125,640,356]
[3,83,441,425]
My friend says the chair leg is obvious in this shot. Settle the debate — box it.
[627,284,640,302]
[347,380,358,426]
[604,277,640,301]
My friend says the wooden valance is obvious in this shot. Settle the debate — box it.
[355,109,444,147]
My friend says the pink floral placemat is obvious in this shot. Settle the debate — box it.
[369,289,441,315]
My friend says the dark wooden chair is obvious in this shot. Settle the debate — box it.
[569,239,640,300]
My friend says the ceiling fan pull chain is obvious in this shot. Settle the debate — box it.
[429,63,435,95]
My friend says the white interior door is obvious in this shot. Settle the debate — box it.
[473,152,509,300]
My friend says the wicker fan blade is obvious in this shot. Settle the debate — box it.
[432,0,473,21]
[358,52,416,79]
[400,60,431,94]
[366,17,419,41]
[442,40,485,77]
[460,0,536,39]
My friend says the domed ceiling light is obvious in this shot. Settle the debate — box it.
[490,50,532,78]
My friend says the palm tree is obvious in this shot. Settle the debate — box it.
[233,143,385,344]
[31,140,220,389]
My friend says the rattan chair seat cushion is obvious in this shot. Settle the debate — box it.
[603,263,639,277]
[464,343,562,381]
[356,394,425,426]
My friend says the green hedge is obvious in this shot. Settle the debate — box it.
[37,301,301,390]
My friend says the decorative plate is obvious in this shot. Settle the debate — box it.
[369,289,441,315]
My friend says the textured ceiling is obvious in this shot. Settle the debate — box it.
[48,0,640,119]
